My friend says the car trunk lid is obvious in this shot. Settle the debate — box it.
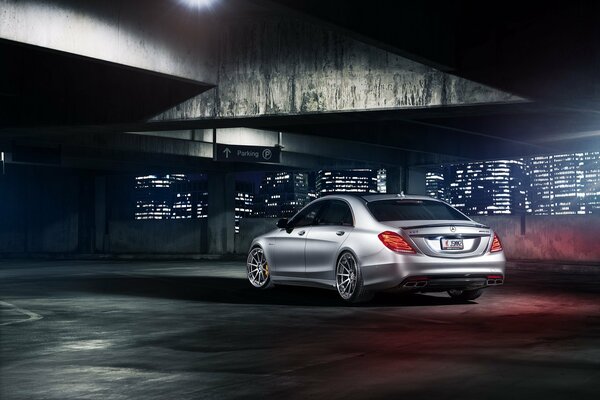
[383,220,492,258]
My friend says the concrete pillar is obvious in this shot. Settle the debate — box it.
[207,172,236,254]
[407,167,427,195]
[386,167,404,194]
[77,173,95,253]
[94,176,107,253]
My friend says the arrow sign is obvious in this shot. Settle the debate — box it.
[215,144,281,163]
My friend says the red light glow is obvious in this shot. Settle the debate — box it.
[378,231,416,253]
[490,233,503,253]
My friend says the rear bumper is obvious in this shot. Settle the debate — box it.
[360,249,506,291]
[394,274,504,293]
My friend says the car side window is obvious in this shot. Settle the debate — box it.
[315,200,354,226]
[289,202,322,228]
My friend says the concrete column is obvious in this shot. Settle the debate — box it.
[386,167,404,194]
[94,176,107,253]
[207,172,236,254]
[407,167,427,195]
[77,173,95,253]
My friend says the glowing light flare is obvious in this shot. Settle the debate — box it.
[178,0,217,10]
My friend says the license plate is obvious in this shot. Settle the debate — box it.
[441,238,463,250]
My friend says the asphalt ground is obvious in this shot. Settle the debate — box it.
[1,260,599,400]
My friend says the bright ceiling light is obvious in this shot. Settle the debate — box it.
[179,0,217,10]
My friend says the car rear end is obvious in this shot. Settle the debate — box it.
[357,196,506,294]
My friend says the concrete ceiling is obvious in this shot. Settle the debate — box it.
[1,0,599,172]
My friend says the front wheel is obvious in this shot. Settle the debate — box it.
[336,252,373,304]
[447,288,483,301]
[247,247,273,289]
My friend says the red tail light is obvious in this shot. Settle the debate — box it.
[378,231,416,254]
[490,233,503,253]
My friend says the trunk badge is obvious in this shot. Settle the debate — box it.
[450,226,456,232]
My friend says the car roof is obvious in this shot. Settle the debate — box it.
[360,194,439,202]
[316,193,441,203]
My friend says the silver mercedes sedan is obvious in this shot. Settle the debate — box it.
[246,194,505,303]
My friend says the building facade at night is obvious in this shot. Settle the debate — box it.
[425,169,448,202]
[134,174,191,220]
[234,181,255,233]
[316,169,379,197]
[528,152,600,215]
[426,151,600,216]
[252,172,310,218]
[134,175,254,230]
[426,160,529,215]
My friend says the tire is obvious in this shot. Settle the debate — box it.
[247,247,274,289]
[447,288,483,301]
[336,251,373,304]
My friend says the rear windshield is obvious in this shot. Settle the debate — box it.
[367,199,469,221]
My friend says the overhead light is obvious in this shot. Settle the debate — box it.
[179,0,217,10]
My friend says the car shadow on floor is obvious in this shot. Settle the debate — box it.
[52,273,473,308]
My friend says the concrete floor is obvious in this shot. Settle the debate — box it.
[0,260,599,400]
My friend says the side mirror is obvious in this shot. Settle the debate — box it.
[276,218,289,229]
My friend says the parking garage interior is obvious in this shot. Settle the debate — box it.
[1,1,599,399]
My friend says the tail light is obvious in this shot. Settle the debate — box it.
[490,233,503,253]
[378,231,416,254]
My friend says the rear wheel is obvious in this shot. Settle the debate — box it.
[447,288,483,301]
[336,252,373,304]
[247,247,273,289]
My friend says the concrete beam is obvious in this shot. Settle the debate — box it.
[154,15,525,121]
[0,0,216,84]
[2,126,458,173]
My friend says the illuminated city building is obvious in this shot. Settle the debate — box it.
[427,151,600,216]
[134,174,188,220]
[316,169,378,196]
[377,169,387,193]
[253,172,310,217]
[425,169,447,202]
[529,152,600,215]
[529,155,554,215]
[428,160,529,215]
[134,174,208,220]
[235,181,255,233]
[584,152,600,214]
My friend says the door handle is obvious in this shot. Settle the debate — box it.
[336,231,345,236]
[298,230,306,236]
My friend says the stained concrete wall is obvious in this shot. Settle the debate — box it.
[473,215,600,263]
[236,216,600,263]
[154,15,523,121]
[0,166,208,256]
[0,166,79,254]
[108,220,207,254]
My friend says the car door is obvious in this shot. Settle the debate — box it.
[270,201,323,278]
[304,200,354,283]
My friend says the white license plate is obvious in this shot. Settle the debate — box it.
[441,238,464,250]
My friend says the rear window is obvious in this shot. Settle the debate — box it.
[367,199,469,221]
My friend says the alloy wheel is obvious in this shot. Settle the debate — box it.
[336,252,358,300]
[247,247,270,288]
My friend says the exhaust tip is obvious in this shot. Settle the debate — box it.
[403,276,429,288]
